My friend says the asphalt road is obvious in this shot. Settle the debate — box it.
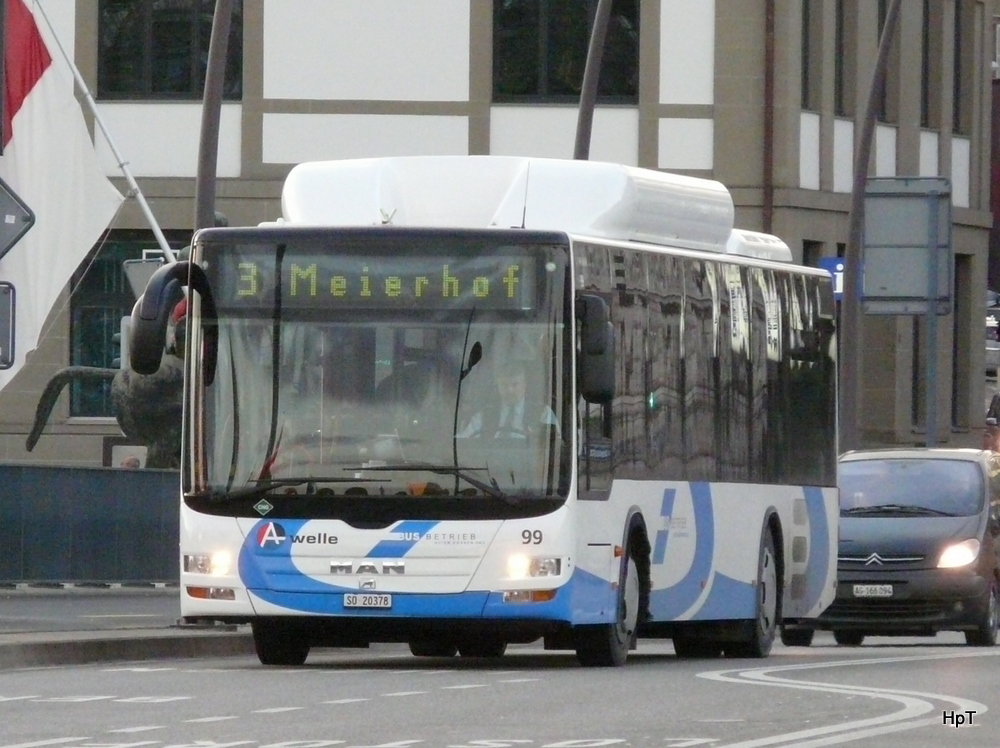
[0,634,995,748]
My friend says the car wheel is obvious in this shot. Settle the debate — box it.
[252,620,310,666]
[673,635,723,658]
[726,529,779,658]
[833,630,865,646]
[458,638,507,658]
[965,582,999,647]
[780,628,814,647]
[409,639,458,657]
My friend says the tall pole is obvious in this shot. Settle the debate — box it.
[839,0,902,452]
[574,0,613,160]
[194,0,234,232]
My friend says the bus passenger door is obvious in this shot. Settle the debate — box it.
[579,400,612,499]
[577,293,614,500]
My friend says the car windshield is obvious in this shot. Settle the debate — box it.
[838,458,984,517]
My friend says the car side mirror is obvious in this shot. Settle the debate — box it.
[988,417,998,427]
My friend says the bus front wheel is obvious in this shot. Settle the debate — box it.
[252,620,310,666]
[575,546,640,667]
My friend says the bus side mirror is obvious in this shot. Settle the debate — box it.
[577,293,614,404]
[130,260,218,385]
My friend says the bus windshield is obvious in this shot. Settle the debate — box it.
[191,229,572,505]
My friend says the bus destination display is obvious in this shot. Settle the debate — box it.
[216,249,537,311]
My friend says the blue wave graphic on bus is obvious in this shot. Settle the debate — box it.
[235,517,581,620]
[650,482,715,620]
[802,486,830,612]
[647,483,831,621]
[366,520,441,557]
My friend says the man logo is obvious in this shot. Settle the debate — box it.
[258,522,287,548]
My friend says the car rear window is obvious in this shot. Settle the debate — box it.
[839,459,984,516]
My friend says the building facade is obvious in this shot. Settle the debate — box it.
[0,0,996,466]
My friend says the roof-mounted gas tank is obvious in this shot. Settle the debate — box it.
[279,156,793,261]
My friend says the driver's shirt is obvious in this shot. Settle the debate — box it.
[458,399,558,438]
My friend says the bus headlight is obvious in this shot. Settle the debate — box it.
[507,554,562,579]
[183,551,232,576]
[938,539,980,568]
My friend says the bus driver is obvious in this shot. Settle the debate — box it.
[459,361,559,439]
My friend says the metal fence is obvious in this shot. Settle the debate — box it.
[0,465,179,584]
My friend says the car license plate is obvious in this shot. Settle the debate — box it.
[852,584,893,598]
[344,593,392,609]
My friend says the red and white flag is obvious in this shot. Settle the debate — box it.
[0,0,124,392]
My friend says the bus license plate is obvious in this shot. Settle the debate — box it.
[852,584,893,598]
[344,593,392,609]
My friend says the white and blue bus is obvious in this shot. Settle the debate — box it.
[131,156,838,666]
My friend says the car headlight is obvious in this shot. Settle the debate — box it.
[506,554,562,579]
[183,551,232,576]
[937,539,980,568]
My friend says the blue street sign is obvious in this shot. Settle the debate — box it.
[818,257,845,301]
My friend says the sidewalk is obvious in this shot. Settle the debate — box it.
[0,585,254,669]
[0,626,255,669]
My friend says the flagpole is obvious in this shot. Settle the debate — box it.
[32,1,177,263]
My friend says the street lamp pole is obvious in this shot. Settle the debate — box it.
[840,0,902,451]
[574,0,613,161]
[195,0,235,232]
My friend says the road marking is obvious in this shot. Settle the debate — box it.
[0,695,39,701]
[323,698,370,704]
[0,741,89,748]
[699,650,995,747]
[441,684,488,690]
[184,716,239,723]
[252,706,305,713]
[498,678,538,683]
[382,691,427,697]
[107,726,166,733]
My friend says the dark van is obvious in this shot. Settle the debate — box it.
[781,448,1000,647]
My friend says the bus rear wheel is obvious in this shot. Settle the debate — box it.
[252,621,310,666]
[575,547,640,667]
[726,528,779,658]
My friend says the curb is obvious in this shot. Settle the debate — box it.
[0,630,255,669]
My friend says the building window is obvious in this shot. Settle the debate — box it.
[98,0,243,100]
[801,0,823,112]
[953,0,974,135]
[921,0,942,130]
[834,0,857,117]
[875,0,900,125]
[493,0,639,103]
[70,231,189,417]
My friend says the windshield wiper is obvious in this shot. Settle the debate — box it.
[202,476,389,502]
[344,463,513,503]
[842,503,959,517]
